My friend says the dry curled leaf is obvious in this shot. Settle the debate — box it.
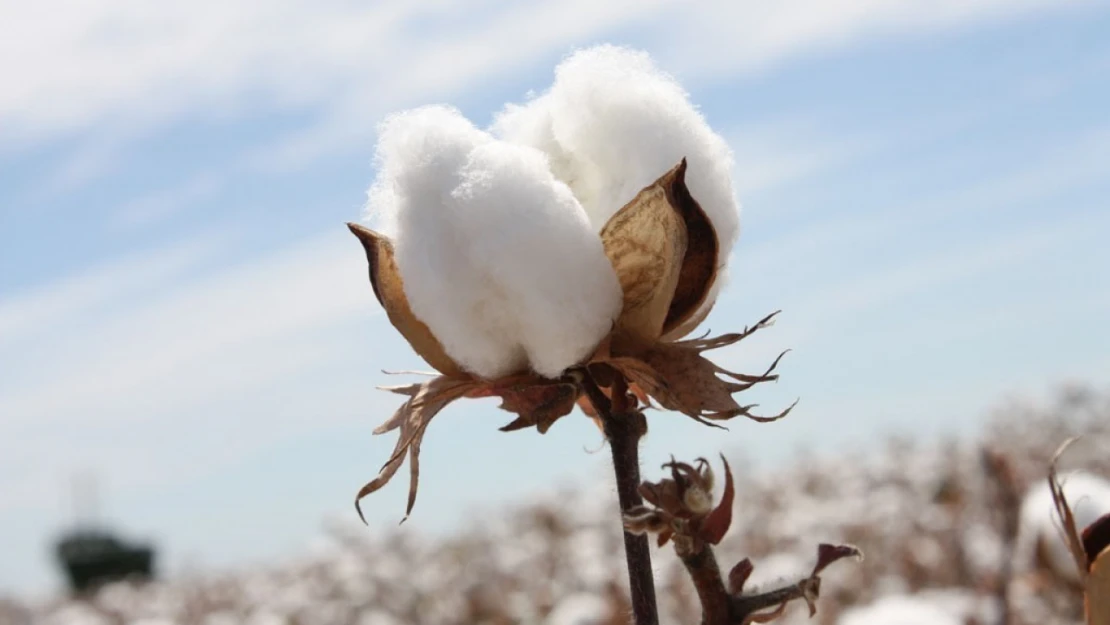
[468,376,579,434]
[603,312,794,426]
[728,558,754,595]
[812,543,863,576]
[355,376,479,524]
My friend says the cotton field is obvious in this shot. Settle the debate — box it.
[4,386,1108,625]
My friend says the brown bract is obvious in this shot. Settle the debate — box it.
[348,159,792,521]
[1047,438,1110,625]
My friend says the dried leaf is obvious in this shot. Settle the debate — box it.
[354,376,478,523]
[700,454,734,545]
[347,223,464,377]
[623,507,670,535]
[468,376,578,434]
[600,161,689,345]
[603,314,793,424]
[657,529,673,547]
[728,558,754,594]
[811,543,863,576]
[659,159,720,339]
[639,480,685,515]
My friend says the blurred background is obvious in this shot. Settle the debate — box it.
[1,1,1109,623]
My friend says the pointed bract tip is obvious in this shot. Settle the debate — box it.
[671,157,688,189]
[355,499,368,526]
[346,222,378,247]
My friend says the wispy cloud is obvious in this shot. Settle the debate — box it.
[0,232,373,429]
[727,119,876,197]
[1,0,1086,167]
[663,0,1092,78]
[0,237,219,344]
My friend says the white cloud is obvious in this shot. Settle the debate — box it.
[0,231,374,428]
[726,119,875,196]
[0,236,219,345]
[710,125,1110,376]
[736,124,1110,279]
[0,226,411,530]
[663,0,1091,79]
[0,0,1087,164]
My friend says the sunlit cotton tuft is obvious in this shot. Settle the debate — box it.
[492,45,741,317]
[366,105,622,379]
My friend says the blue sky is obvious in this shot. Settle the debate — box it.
[2,0,1109,596]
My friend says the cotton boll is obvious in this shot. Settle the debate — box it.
[369,105,524,377]
[367,105,621,379]
[493,46,739,249]
[370,105,490,239]
[450,143,622,378]
[494,45,740,318]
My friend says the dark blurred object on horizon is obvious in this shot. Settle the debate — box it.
[51,474,156,594]
[54,528,155,593]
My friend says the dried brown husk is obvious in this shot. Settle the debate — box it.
[1047,437,1110,624]
[347,223,464,378]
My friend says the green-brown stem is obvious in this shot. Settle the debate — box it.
[679,541,822,624]
[679,545,731,625]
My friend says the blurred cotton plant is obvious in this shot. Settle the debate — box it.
[348,45,804,624]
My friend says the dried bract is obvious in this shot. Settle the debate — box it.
[1048,437,1110,624]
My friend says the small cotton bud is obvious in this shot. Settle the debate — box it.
[683,485,713,515]
[695,458,715,494]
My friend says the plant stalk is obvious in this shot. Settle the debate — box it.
[679,546,731,625]
[581,371,659,625]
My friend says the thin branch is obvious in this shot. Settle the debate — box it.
[679,545,731,625]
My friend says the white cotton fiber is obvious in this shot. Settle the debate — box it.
[838,594,968,625]
[493,45,741,315]
[367,105,622,379]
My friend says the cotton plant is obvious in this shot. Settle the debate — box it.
[347,45,848,625]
